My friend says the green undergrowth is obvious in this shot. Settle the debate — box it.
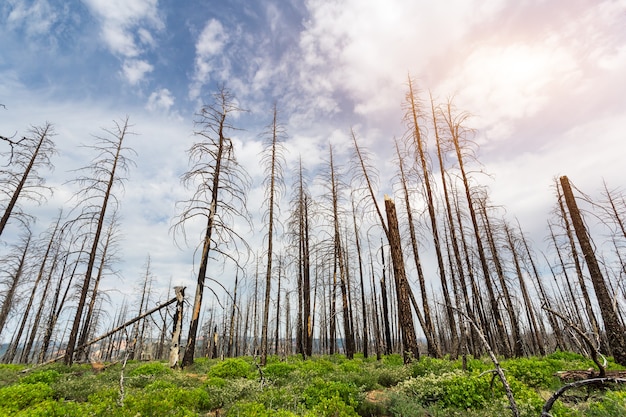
[0,351,624,416]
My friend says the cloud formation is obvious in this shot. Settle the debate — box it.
[83,0,163,84]
[189,18,229,101]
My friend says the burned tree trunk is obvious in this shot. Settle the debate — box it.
[384,196,419,363]
[559,176,626,366]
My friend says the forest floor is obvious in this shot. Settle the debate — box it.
[1,351,626,416]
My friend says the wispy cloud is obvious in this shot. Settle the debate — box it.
[83,0,163,84]
[6,0,58,36]
[189,18,229,101]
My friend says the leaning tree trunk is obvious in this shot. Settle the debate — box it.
[559,176,626,366]
[384,196,420,363]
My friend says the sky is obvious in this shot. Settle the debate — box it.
[1,0,626,326]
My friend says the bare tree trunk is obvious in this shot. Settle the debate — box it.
[0,233,31,336]
[405,80,458,350]
[394,139,440,357]
[351,199,369,358]
[0,124,54,237]
[520,229,565,351]
[65,118,131,366]
[479,201,523,357]
[557,184,604,344]
[260,104,284,366]
[506,224,545,355]
[560,176,626,365]
[169,287,185,368]
[274,258,282,356]
[379,241,393,355]
[384,196,420,362]
[228,272,239,357]
[77,219,117,361]
[444,104,510,357]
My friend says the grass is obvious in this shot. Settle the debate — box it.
[0,352,624,416]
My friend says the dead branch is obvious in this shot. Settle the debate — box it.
[541,378,626,417]
[543,305,606,377]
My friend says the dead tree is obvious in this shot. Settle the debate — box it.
[0,123,56,236]
[384,196,420,362]
[404,79,458,350]
[64,117,136,366]
[559,175,626,366]
[0,231,32,336]
[173,87,251,367]
[260,103,286,366]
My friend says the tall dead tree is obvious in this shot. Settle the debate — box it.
[327,145,355,359]
[173,87,250,367]
[393,138,440,357]
[64,117,135,366]
[404,79,458,350]
[559,176,626,366]
[384,196,420,362]
[260,103,286,366]
[441,101,510,357]
[288,158,313,358]
[0,231,32,336]
[0,123,56,236]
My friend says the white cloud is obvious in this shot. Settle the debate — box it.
[121,59,153,84]
[189,18,229,100]
[146,88,174,112]
[83,0,163,84]
[6,0,58,36]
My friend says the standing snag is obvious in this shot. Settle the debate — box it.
[173,87,251,367]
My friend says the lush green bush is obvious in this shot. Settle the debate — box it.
[52,373,104,402]
[123,379,212,416]
[0,382,54,414]
[20,369,62,385]
[411,356,456,377]
[502,357,562,389]
[305,395,359,417]
[397,370,491,409]
[264,362,297,385]
[208,358,254,379]
[128,361,172,378]
[301,378,361,410]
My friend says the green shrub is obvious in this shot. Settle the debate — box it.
[305,395,359,417]
[412,356,455,377]
[0,382,54,413]
[12,399,87,416]
[375,365,411,388]
[382,354,404,367]
[227,401,299,416]
[397,370,491,409]
[20,369,62,385]
[204,378,261,410]
[128,361,172,377]
[586,390,626,416]
[502,357,560,389]
[123,380,212,416]
[52,373,104,402]
[294,358,336,378]
[301,378,360,409]
[264,362,297,385]
[208,358,253,379]
[0,364,25,387]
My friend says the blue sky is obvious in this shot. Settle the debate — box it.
[1,0,626,331]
